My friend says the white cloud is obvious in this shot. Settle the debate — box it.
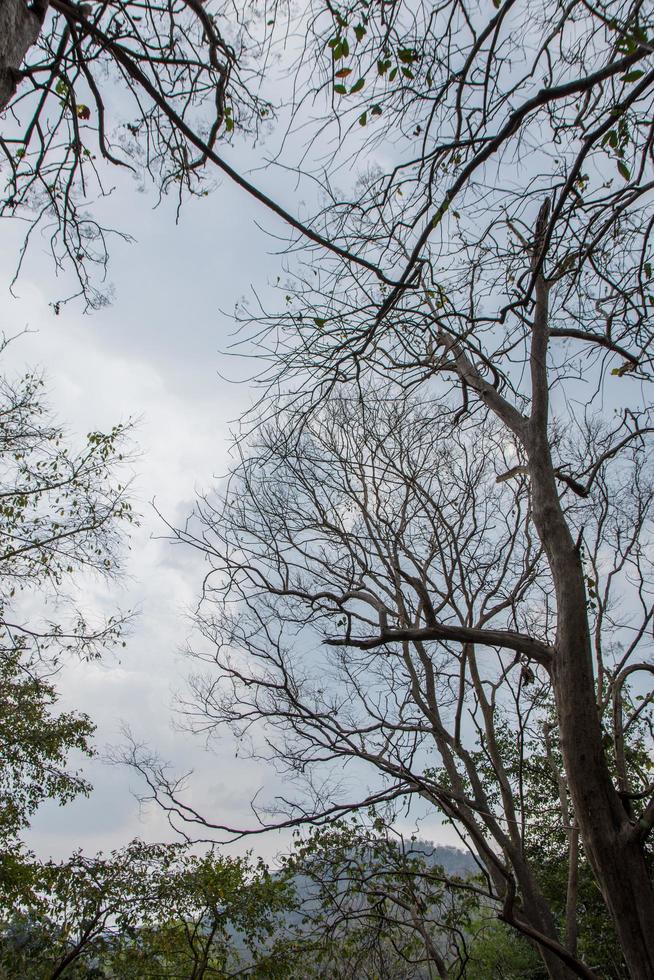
[0,198,278,859]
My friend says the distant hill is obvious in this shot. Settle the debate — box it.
[410,841,477,877]
[283,839,477,913]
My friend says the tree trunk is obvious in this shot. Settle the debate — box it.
[549,560,654,979]
[513,853,577,980]
[0,0,44,112]
[565,823,579,956]
[527,388,654,979]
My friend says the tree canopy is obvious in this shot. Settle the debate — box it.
[123,1,654,974]
[2,0,654,977]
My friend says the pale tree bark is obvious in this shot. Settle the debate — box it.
[0,0,46,112]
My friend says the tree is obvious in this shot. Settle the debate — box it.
[26,0,651,972]
[0,334,134,894]
[134,383,654,978]
[103,848,294,979]
[0,842,295,978]
[464,918,545,980]
[283,815,477,979]
[146,0,654,974]
[0,648,94,904]
[0,0,387,309]
[0,335,134,661]
[0,0,263,307]
[511,698,653,978]
[0,344,291,975]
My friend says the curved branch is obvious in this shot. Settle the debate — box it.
[326,622,553,666]
[549,328,639,366]
[49,0,401,287]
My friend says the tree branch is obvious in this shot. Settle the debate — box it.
[326,623,553,666]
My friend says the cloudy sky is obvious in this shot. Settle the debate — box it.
[1,155,288,855]
[0,94,457,862]
[0,165,456,866]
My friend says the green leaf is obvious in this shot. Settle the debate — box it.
[401,67,414,79]
[314,318,326,328]
[334,84,347,95]
[616,37,637,55]
[359,112,367,126]
[354,24,366,41]
[621,70,645,83]
[350,77,365,94]
[617,160,630,180]
[388,67,398,82]
[371,105,382,116]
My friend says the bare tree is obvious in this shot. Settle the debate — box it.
[205,1,654,973]
[129,389,652,977]
[98,0,654,973]
[0,0,268,307]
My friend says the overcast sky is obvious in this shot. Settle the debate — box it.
[0,138,458,864]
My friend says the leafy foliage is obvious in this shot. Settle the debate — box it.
[0,843,295,979]
[0,337,135,664]
[0,651,94,902]
[0,335,134,913]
